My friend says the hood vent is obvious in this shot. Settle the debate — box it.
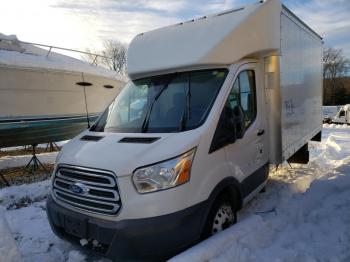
[80,135,104,142]
[119,137,160,144]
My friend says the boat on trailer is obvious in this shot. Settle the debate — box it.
[0,34,125,148]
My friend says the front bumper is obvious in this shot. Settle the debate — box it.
[46,195,208,261]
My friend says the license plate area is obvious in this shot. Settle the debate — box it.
[64,215,87,238]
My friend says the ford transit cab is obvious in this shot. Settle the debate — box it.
[47,0,323,260]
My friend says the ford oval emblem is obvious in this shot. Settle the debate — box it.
[70,183,88,195]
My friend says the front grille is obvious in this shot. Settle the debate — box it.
[53,165,121,215]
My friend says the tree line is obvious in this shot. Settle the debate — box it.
[323,48,350,105]
[83,40,128,78]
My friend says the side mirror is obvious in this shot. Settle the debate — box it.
[232,105,245,139]
[223,113,236,143]
[209,105,245,153]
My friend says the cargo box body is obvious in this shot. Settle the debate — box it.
[266,7,323,164]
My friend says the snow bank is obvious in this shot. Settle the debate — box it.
[170,216,264,262]
[0,207,22,262]
[322,106,341,119]
[174,127,350,261]
[0,33,122,80]
[0,33,18,41]
[4,202,70,262]
[67,250,87,262]
[313,125,350,168]
[0,180,104,262]
[0,180,51,209]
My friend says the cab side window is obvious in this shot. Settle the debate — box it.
[209,70,257,153]
[227,70,257,128]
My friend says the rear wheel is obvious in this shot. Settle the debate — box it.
[202,193,237,238]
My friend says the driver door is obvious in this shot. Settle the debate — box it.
[224,63,268,199]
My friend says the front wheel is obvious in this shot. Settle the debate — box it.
[202,194,237,238]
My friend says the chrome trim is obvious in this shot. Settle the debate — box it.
[54,178,120,202]
[53,165,121,215]
[54,190,120,214]
[57,168,116,188]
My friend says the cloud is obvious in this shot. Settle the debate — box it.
[50,0,188,48]
[1,0,348,59]
[286,0,350,57]
[49,0,246,49]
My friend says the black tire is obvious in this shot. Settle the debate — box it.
[201,192,237,239]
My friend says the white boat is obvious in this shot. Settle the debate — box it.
[0,34,125,148]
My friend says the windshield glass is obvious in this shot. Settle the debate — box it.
[91,69,228,133]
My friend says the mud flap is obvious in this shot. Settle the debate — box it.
[288,144,309,164]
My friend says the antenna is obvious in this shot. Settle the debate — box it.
[77,73,91,128]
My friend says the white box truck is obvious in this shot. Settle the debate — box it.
[331,104,350,125]
[47,0,323,260]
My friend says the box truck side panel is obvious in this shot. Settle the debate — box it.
[279,7,323,162]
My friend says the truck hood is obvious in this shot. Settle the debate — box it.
[57,130,201,176]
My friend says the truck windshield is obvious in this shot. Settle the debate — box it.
[91,69,228,133]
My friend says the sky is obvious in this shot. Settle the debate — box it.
[0,0,349,58]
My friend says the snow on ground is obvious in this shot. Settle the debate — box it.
[0,140,69,169]
[0,124,350,262]
[0,180,51,209]
[0,141,69,169]
[1,141,69,152]
[0,181,107,262]
[0,152,58,170]
[172,124,350,262]
[0,208,21,262]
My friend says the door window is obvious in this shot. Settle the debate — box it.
[227,70,257,128]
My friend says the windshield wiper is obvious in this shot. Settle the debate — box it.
[141,74,177,133]
[180,75,191,131]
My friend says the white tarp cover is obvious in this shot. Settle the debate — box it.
[127,0,281,79]
[0,33,120,80]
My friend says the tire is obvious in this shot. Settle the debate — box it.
[202,193,237,239]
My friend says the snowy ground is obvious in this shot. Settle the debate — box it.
[1,125,350,262]
[0,141,68,170]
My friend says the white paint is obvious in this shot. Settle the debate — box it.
[127,0,281,79]
[332,104,350,124]
[0,33,122,79]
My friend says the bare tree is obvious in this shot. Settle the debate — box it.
[83,48,102,66]
[323,48,350,104]
[82,40,128,77]
[100,40,127,76]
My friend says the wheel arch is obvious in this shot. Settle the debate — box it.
[208,176,243,211]
[199,176,243,235]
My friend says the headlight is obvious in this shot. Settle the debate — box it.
[132,148,196,194]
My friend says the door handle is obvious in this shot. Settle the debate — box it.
[257,129,265,136]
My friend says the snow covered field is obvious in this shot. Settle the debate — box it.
[1,125,350,262]
[0,141,67,170]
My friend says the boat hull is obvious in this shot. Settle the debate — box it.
[0,65,123,148]
[0,114,99,148]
